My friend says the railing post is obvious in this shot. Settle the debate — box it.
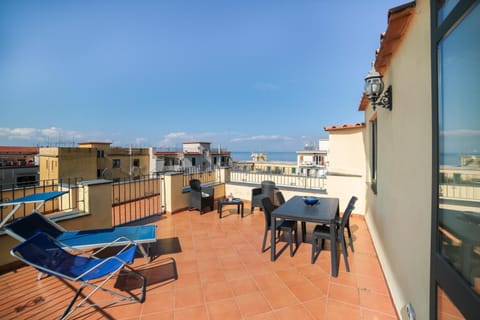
[78,180,112,228]
[163,172,189,213]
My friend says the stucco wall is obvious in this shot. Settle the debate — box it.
[364,1,432,319]
[328,128,366,177]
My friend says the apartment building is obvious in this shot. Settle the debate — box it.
[151,141,231,174]
[39,142,150,181]
[0,146,39,187]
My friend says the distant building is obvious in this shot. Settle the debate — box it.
[296,139,329,177]
[151,142,231,175]
[0,146,39,187]
[39,142,150,181]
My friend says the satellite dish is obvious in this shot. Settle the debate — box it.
[101,168,112,180]
[132,166,142,178]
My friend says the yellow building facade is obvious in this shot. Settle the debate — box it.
[39,142,150,182]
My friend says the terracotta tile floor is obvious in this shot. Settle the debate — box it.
[0,205,399,319]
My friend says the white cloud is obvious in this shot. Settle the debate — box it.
[157,131,224,148]
[134,137,147,146]
[441,129,480,136]
[231,135,294,143]
[0,127,85,145]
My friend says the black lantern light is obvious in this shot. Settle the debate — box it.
[364,63,392,111]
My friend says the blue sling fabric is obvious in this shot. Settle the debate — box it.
[12,232,137,281]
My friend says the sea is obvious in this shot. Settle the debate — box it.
[231,151,297,162]
[231,152,466,166]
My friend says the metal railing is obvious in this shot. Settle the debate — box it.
[112,175,162,226]
[183,169,220,187]
[0,178,85,222]
[439,183,480,201]
[230,170,326,190]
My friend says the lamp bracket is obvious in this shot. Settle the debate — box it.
[372,85,392,111]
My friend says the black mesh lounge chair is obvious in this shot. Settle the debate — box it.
[189,179,214,213]
[251,180,277,212]
[261,197,298,257]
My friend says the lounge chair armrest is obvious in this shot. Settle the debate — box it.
[90,236,135,257]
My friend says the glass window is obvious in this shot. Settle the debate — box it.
[437,2,480,295]
[112,159,120,168]
[438,0,461,23]
[437,286,466,319]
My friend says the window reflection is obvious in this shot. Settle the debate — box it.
[438,3,480,295]
[437,286,466,319]
[437,0,460,23]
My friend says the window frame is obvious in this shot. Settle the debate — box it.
[430,0,480,318]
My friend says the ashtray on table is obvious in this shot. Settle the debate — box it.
[303,196,319,206]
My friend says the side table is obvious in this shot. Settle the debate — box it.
[217,198,244,218]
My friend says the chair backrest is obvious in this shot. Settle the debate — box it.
[189,179,202,192]
[340,200,355,230]
[261,181,276,203]
[11,231,137,281]
[346,196,358,209]
[6,212,64,241]
[276,192,286,206]
[261,181,276,193]
[261,197,275,229]
[11,232,79,278]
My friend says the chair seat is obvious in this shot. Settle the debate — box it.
[311,195,357,271]
[261,197,298,257]
[313,224,331,236]
[278,219,297,231]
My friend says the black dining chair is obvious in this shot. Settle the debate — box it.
[261,197,298,257]
[342,196,358,252]
[275,191,286,206]
[311,199,355,271]
[251,180,277,212]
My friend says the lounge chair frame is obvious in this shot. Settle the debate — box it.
[10,232,146,319]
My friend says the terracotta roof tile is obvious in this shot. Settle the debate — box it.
[324,123,366,132]
[358,1,416,112]
[0,146,39,154]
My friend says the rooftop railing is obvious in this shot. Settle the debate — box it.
[0,178,85,222]
[230,169,326,190]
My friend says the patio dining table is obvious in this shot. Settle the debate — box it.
[271,195,340,277]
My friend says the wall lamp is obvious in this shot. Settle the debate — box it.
[364,63,392,111]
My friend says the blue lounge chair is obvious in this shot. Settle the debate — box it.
[0,191,157,261]
[11,231,146,319]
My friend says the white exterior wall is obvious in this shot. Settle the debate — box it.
[364,1,432,319]
[327,128,366,176]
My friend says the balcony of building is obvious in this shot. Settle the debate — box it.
[0,169,398,319]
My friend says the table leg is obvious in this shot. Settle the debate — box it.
[271,216,276,261]
[330,222,338,277]
[218,202,222,218]
[240,202,244,218]
[301,221,306,242]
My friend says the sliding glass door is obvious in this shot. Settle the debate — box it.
[431,0,480,318]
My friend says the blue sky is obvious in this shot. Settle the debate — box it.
[0,0,407,151]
